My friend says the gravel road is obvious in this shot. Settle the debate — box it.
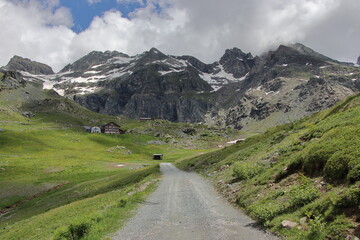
[112,163,280,240]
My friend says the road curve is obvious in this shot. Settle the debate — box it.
[112,163,280,240]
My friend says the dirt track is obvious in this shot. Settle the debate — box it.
[112,163,280,240]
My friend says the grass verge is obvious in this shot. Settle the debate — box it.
[175,92,360,240]
[0,166,160,240]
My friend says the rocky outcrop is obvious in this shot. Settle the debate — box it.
[74,62,213,122]
[3,56,54,75]
[211,44,360,130]
[0,71,26,90]
[357,56,360,65]
[219,48,255,78]
[60,50,129,74]
[289,43,336,62]
[177,55,213,73]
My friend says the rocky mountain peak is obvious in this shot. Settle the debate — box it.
[357,56,360,65]
[220,48,249,64]
[3,55,54,75]
[178,55,213,73]
[219,48,255,78]
[140,47,168,63]
[289,43,334,62]
[265,44,327,67]
[60,50,128,73]
[274,45,298,55]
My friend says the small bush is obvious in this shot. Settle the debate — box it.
[249,201,286,223]
[117,198,127,208]
[300,130,323,141]
[288,181,319,207]
[302,143,337,176]
[271,132,287,144]
[302,194,336,221]
[334,188,360,208]
[233,161,265,180]
[54,222,91,240]
[325,216,354,240]
[347,164,360,183]
[307,215,326,239]
[324,152,349,182]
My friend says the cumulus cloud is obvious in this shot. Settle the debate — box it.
[0,0,359,72]
[0,0,75,71]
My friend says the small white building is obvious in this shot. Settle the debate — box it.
[91,126,101,133]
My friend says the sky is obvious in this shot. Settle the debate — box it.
[0,0,359,72]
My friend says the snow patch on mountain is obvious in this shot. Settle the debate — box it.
[200,65,248,91]
[159,69,184,76]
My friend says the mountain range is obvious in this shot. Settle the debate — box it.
[1,43,359,131]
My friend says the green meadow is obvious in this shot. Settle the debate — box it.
[0,102,229,239]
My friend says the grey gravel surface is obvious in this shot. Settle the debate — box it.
[112,163,280,240]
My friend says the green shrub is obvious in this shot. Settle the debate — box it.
[271,132,287,144]
[233,161,265,180]
[302,193,336,221]
[324,152,349,181]
[307,215,326,239]
[288,181,319,207]
[248,201,286,223]
[334,188,360,208]
[347,164,360,183]
[117,198,127,208]
[302,143,337,176]
[325,216,354,240]
[300,130,323,141]
[54,221,91,240]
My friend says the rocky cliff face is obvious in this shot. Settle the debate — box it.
[357,56,360,65]
[7,43,360,130]
[0,70,26,90]
[207,44,360,130]
[2,56,54,75]
[72,49,214,122]
[219,48,255,78]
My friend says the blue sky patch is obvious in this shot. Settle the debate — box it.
[59,0,146,32]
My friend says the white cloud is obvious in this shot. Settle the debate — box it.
[116,0,146,5]
[87,0,103,4]
[0,0,75,71]
[0,0,359,72]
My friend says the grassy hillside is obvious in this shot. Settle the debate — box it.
[176,92,360,240]
[0,81,242,239]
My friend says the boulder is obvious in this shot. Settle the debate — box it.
[299,217,307,225]
[281,220,298,229]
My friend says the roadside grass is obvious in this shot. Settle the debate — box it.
[175,92,360,240]
[0,168,160,240]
